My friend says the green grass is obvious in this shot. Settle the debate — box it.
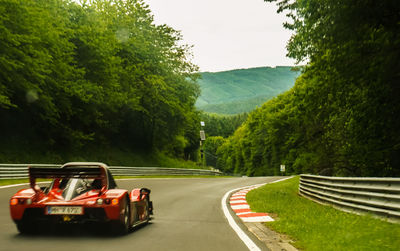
[0,142,215,172]
[0,178,55,187]
[0,145,159,167]
[114,175,230,179]
[246,176,400,251]
[0,179,30,186]
[0,175,231,187]
[155,153,208,170]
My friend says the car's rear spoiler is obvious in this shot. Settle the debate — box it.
[28,165,108,192]
[29,166,103,179]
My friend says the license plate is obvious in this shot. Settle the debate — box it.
[46,206,83,215]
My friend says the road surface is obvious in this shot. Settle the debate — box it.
[0,177,282,251]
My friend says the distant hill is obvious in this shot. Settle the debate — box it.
[196,66,299,114]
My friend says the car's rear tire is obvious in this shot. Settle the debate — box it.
[16,220,35,234]
[142,198,150,223]
[111,199,130,235]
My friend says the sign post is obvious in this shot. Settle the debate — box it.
[280,164,286,175]
[199,130,206,141]
[199,122,206,166]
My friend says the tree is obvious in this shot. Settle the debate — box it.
[216,0,399,176]
[0,0,201,161]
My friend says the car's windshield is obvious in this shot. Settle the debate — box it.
[49,178,101,200]
[62,178,90,200]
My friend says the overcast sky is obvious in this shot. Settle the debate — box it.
[146,0,295,72]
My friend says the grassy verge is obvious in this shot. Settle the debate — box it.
[0,178,56,187]
[0,175,231,187]
[0,145,208,170]
[0,179,30,187]
[114,175,230,179]
[246,176,400,251]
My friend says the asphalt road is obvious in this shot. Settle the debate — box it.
[0,177,282,251]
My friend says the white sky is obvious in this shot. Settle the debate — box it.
[145,0,296,72]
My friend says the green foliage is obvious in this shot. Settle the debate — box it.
[0,139,203,170]
[0,179,30,187]
[247,177,400,250]
[196,66,299,114]
[215,0,400,177]
[0,0,200,161]
[200,112,248,138]
[203,136,225,168]
[199,112,247,171]
[198,95,272,115]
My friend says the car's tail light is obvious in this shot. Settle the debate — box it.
[105,199,111,204]
[111,199,118,205]
[96,198,103,205]
[11,198,33,205]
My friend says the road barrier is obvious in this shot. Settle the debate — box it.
[299,174,400,222]
[0,164,223,179]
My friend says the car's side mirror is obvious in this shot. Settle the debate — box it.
[140,188,151,200]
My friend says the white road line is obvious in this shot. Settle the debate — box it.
[0,181,49,189]
[0,183,30,189]
[222,185,263,251]
[0,177,161,190]
[221,177,294,251]
[0,177,216,190]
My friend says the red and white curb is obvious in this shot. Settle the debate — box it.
[222,177,293,251]
[222,184,265,251]
[230,185,274,223]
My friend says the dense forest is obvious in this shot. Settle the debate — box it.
[199,113,248,167]
[0,0,201,164]
[2,0,399,176]
[212,0,400,177]
[200,113,248,138]
[196,66,298,114]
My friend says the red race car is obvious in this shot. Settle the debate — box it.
[9,162,153,234]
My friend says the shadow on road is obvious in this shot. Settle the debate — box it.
[12,222,153,239]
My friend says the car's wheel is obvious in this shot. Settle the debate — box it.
[142,198,150,223]
[111,199,130,235]
[16,220,34,234]
[123,202,130,230]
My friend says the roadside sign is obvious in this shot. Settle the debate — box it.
[200,121,205,127]
[200,130,206,141]
[280,164,285,172]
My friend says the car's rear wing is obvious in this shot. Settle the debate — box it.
[28,163,114,192]
[29,166,103,179]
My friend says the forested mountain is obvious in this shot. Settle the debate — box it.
[208,0,400,177]
[0,0,200,163]
[196,66,299,114]
[198,95,272,115]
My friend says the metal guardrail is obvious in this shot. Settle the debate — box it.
[299,174,400,222]
[0,164,223,179]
